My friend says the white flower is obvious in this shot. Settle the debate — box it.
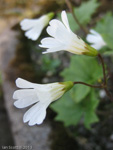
[39,11,98,56]
[13,78,73,126]
[86,29,106,50]
[20,12,54,41]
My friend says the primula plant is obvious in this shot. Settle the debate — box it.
[13,0,113,129]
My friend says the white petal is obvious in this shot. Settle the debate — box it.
[90,29,100,36]
[86,34,99,43]
[13,77,69,126]
[61,10,71,31]
[48,17,84,45]
[86,29,106,50]
[35,83,65,102]
[16,78,64,91]
[16,78,37,89]
[25,26,42,41]
[39,11,87,55]
[36,110,46,125]
[42,46,66,54]
[23,101,50,126]
[23,103,39,123]
[29,106,46,125]
[20,19,39,31]
[47,19,69,41]
[39,37,61,48]
[20,15,49,41]
[41,40,85,54]
[15,78,50,92]
[13,89,35,99]
[51,90,64,102]
[91,43,102,50]
[13,89,38,108]
[46,19,85,48]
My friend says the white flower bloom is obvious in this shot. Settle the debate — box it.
[86,29,106,50]
[39,11,98,56]
[20,12,54,41]
[13,78,73,126]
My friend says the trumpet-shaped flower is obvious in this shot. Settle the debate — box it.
[13,78,73,126]
[39,11,98,56]
[20,12,54,41]
[86,29,106,50]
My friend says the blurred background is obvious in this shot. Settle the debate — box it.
[1,0,113,150]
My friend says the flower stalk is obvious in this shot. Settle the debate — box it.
[73,81,103,88]
[98,54,113,101]
[73,53,113,102]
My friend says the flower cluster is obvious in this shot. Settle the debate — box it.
[13,10,101,126]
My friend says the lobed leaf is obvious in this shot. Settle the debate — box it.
[51,89,99,128]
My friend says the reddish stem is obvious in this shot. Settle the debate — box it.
[74,81,103,88]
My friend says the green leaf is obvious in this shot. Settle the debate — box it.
[51,92,84,126]
[51,55,102,128]
[70,85,90,103]
[51,89,99,128]
[61,55,102,83]
[103,50,113,55]
[58,0,99,31]
[84,91,99,128]
[94,12,113,50]
[60,55,103,102]
[84,112,99,129]
[74,0,99,24]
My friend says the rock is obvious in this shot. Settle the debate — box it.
[0,28,51,150]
